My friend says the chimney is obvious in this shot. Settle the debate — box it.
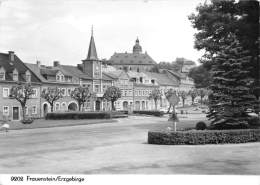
[36,61,41,68]
[8,51,15,61]
[77,64,83,71]
[53,61,60,67]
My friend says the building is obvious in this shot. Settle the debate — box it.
[0,51,42,120]
[103,69,134,111]
[108,38,156,72]
[0,29,198,119]
[25,29,114,115]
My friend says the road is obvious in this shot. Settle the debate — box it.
[0,115,259,174]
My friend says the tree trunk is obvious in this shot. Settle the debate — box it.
[154,99,157,110]
[182,99,185,107]
[111,101,115,111]
[51,105,54,112]
[78,103,82,111]
[21,105,26,120]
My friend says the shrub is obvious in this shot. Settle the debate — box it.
[248,116,260,126]
[148,129,260,145]
[208,123,249,130]
[196,121,207,130]
[45,112,111,120]
[21,118,34,124]
[133,110,164,117]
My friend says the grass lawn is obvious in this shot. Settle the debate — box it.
[1,118,117,131]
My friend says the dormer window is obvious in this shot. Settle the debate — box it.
[13,68,18,81]
[0,67,6,80]
[25,70,31,82]
[56,71,65,82]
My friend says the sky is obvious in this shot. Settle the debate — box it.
[0,0,205,66]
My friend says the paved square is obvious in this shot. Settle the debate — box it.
[0,115,259,174]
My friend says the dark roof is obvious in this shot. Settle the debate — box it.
[109,52,156,65]
[0,52,41,83]
[144,72,179,86]
[86,35,98,60]
[60,65,92,80]
[25,63,48,82]
[166,70,187,79]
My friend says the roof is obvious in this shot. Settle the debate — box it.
[103,70,128,80]
[60,65,92,80]
[144,72,179,86]
[0,52,41,83]
[86,35,98,60]
[109,52,156,65]
[166,70,187,79]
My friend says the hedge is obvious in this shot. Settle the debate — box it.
[133,110,164,117]
[45,112,111,120]
[148,129,260,145]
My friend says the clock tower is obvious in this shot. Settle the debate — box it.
[82,27,102,79]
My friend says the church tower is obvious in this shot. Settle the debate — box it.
[82,27,102,79]
[133,37,142,54]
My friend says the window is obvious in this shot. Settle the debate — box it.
[103,85,106,91]
[61,88,66,96]
[142,90,145,96]
[3,106,9,116]
[3,88,9,98]
[139,90,141,96]
[95,85,99,92]
[55,103,60,111]
[124,90,127,96]
[61,75,64,82]
[32,105,37,114]
[13,69,18,81]
[67,88,72,96]
[25,106,29,115]
[31,89,37,98]
[61,102,67,111]
[86,100,91,108]
[0,68,5,80]
[25,70,31,82]
[56,75,60,81]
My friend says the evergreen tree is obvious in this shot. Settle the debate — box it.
[207,34,256,126]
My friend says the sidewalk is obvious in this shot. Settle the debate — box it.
[1,119,117,131]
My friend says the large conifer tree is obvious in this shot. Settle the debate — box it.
[207,34,256,126]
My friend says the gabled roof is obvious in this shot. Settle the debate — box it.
[109,52,156,65]
[0,52,41,83]
[144,72,179,86]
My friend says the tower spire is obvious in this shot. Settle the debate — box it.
[86,26,98,60]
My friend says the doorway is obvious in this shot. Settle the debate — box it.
[13,107,19,120]
[95,101,101,111]
[43,104,48,116]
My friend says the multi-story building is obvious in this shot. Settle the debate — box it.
[108,38,156,72]
[25,30,114,115]
[0,51,42,120]
[1,29,198,118]
[103,69,134,111]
